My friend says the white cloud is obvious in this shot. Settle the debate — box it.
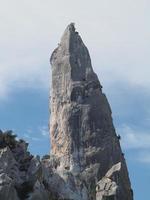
[137,152,150,164]
[24,126,49,141]
[23,133,41,141]
[39,126,49,137]
[0,0,150,101]
[117,125,150,150]
[0,53,50,101]
[117,125,150,165]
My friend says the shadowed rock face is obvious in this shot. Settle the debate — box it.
[50,23,133,200]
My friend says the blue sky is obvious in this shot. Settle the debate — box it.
[0,0,150,199]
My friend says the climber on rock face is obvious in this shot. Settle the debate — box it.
[117,135,121,140]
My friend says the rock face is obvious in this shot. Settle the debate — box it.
[50,23,133,200]
[96,162,121,200]
[0,130,76,200]
[0,24,133,200]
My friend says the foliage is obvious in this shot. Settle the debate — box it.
[0,130,18,149]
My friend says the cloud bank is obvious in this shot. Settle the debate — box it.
[118,125,150,150]
[117,124,150,164]
[0,0,150,100]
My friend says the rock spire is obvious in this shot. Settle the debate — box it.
[0,23,133,200]
[50,23,133,200]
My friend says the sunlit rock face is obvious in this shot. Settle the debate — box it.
[50,23,133,200]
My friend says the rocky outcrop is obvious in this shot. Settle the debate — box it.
[0,131,88,200]
[50,23,133,200]
[96,162,121,200]
[0,131,51,200]
[0,23,133,200]
[0,173,19,200]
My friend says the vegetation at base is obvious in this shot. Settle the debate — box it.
[0,129,29,150]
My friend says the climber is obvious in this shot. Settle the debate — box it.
[117,134,121,140]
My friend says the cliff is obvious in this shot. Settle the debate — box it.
[50,23,133,200]
[0,24,133,200]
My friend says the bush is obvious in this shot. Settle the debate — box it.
[0,130,18,149]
